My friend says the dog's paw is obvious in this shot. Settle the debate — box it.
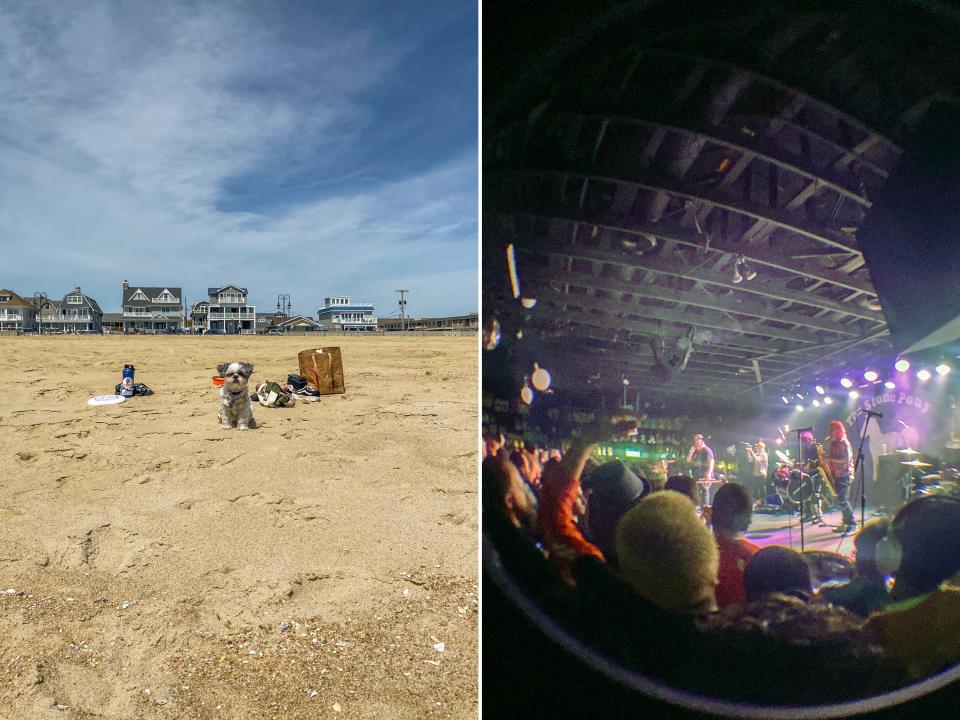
[237,424,249,431]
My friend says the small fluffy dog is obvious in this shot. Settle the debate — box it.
[217,361,256,430]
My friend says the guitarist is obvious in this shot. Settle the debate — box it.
[828,420,858,535]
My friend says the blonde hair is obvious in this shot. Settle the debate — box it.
[616,492,719,614]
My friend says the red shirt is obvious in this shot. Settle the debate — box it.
[715,536,760,608]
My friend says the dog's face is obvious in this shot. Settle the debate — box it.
[217,361,254,392]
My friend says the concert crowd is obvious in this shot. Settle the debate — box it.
[482,418,960,704]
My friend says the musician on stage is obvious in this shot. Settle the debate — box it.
[687,434,715,481]
[827,420,858,535]
[745,440,769,493]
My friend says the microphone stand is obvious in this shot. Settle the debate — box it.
[792,429,807,552]
[854,412,877,530]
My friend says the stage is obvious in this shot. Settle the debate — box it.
[740,504,886,558]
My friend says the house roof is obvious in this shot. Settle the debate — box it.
[276,315,321,328]
[59,288,103,315]
[0,289,33,308]
[122,286,182,305]
[208,286,248,295]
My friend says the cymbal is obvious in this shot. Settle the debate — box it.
[897,448,922,455]
[775,450,792,464]
[901,459,933,468]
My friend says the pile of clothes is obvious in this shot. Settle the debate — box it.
[250,374,320,407]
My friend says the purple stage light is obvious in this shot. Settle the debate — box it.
[895,359,910,372]
[840,377,853,388]
[864,369,879,382]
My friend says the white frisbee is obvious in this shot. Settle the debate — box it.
[87,394,127,406]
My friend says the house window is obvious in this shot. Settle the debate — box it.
[0,295,10,302]
[67,295,83,304]
[131,290,147,301]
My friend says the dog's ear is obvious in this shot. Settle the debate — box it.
[241,362,254,376]
[216,362,230,377]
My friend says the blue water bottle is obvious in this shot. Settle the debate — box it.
[121,364,135,397]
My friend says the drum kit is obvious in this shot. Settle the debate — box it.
[896,448,960,500]
[763,449,834,514]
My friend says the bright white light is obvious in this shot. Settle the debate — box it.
[795,404,804,412]
[917,369,932,381]
[936,363,951,376]
[795,393,804,400]
[815,385,825,395]
[849,390,860,399]
[895,359,910,372]
[784,425,790,432]
[812,399,821,407]
[781,395,790,404]
[823,397,833,405]
[775,438,783,445]
[864,370,879,382]
[884,381,896,390]
[840,377,853,388]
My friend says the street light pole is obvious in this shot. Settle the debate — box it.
[33,291,47,334]
[396,290,409,332]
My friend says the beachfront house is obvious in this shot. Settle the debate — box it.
[46,287,103,333]
[190,301,208,333]
[205,285,256,334]
[0,289,37,331]
[121,282,184,333]
[317,296,377,332]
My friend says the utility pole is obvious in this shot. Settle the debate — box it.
[34,291,47,334]
[396,290,409,332]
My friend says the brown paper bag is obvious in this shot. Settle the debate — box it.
[298,347,346,395]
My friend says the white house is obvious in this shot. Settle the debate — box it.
[317,296,376,332]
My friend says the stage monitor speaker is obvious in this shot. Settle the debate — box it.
[858,101,960,354]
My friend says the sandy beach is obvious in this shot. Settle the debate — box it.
[0,335,477,719]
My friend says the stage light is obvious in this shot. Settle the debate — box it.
[775,438,783,445]
[840,377,853,388]
[795,404,804,412]
[936,363,951,376]
[784,424,790,431]
[884,381,896,389]
[823,396,833,405]
[781,395,790,404]
[895,359,910,372]
[732,265,743,284]
[795,393,804,400]
[849,390,859,399]
[917,368,932,381]
[864,369,879,382]
[812,399,821,407]
[815,385,825,395]
[742,262,757,281]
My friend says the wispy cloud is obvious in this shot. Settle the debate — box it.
[0,0,477,317]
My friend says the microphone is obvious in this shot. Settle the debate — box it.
[792,426,814,433]
[859,409,884,418]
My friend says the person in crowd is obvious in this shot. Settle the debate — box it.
[743,546,812,602]
[580,459,649,568]
[819,518,892,617]
[686,433,715,481]
[711,483,760,608]
[863,497,960,679]
[536,417,639,585]
[664,474,700,505]
[827,420,858,535]
[616,490,720,615]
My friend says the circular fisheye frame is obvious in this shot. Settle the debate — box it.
[483,0,960,716]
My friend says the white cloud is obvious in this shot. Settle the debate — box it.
[0,0,477,317]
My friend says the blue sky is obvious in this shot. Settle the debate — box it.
[0,0,477,318]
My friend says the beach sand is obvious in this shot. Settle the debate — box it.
[0,335,477,719]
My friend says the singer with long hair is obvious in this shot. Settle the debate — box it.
[828,420,857,535]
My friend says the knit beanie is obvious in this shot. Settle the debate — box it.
[616,491,719,614]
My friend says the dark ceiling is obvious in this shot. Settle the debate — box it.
[483,0,960,409]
